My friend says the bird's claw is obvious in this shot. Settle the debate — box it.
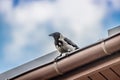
[65,54,69,57]
[54,56,60,61]
[54,54,62,61]
[54,58,58,61]
[65,52,69,57]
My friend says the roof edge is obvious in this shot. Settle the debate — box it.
[13,32,120,80]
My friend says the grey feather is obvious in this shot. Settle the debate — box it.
[64,38,79,49]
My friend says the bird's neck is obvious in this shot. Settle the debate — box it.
[59,35,64,41]
[54,35,64,46]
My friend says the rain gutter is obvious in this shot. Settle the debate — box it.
[12,33,120,80]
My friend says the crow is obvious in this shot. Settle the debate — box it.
[49,32,79,60]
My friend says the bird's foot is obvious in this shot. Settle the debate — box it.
[54,57,59,62]
[65,52,69,57]
[54,53,63,62]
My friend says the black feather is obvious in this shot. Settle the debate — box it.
[64,38,79,49]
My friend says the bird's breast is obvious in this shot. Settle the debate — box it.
[55,41,75,53]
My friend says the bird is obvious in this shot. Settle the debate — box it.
[49,32,79,60]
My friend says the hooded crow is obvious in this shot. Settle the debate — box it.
[49,32,79,60]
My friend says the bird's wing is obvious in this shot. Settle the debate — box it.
[64,38,79,49]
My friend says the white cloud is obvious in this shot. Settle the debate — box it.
[1,0,55,63]
[0,0,12,12]
[111,0,120,10]
[52,0,106,45]
[14,2,54,24]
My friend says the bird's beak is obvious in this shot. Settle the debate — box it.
[49,33,53,36]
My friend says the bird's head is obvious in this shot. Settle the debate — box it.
[49,32,61,40]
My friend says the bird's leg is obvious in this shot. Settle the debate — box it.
[54,53,62,61]
[65,52,69,57]
[65,49,71,57]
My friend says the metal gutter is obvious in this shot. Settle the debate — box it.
[51,51,120,80]
[108,26,120,36]
[12,33,120,80]
[0,51,59,80]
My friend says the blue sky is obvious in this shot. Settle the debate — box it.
[0,0,120,73]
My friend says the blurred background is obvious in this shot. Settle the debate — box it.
[0,0,120,73]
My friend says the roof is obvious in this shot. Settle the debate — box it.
[52,50,120,80]
[0,51,59,80]
[0,28,120,80]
